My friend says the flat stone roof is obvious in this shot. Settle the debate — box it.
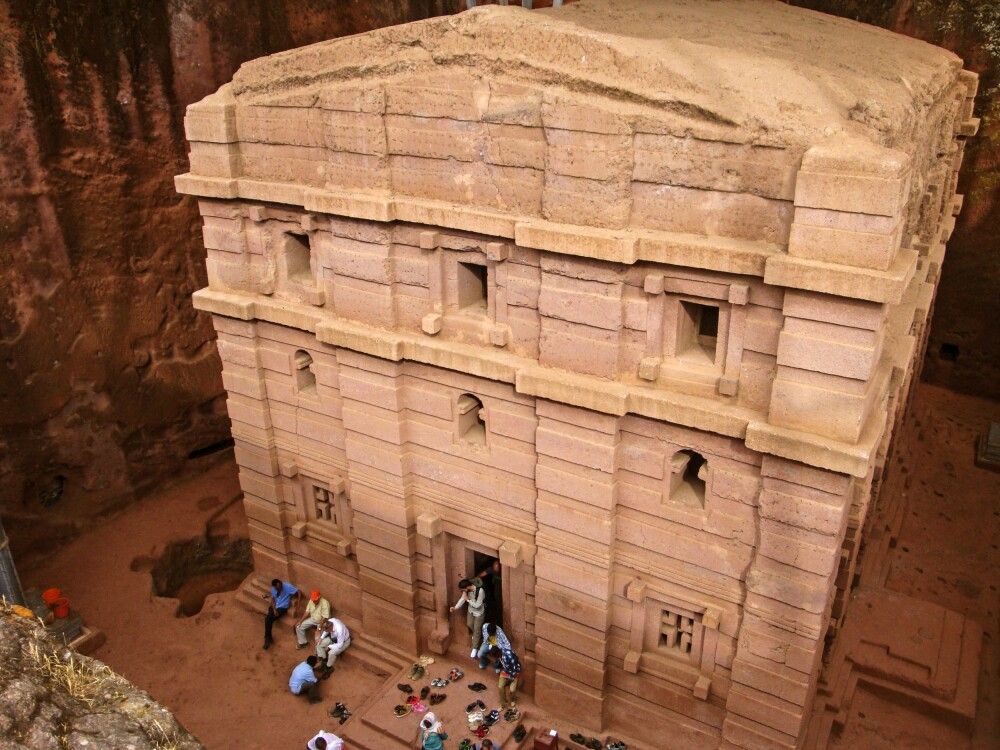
[230,0,961,150]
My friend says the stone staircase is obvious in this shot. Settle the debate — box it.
[235,574,410,677]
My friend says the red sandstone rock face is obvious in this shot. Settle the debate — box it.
[0,0,995,561]
[0,0,454,560]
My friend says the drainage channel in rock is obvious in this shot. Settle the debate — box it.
[132,535,252,617]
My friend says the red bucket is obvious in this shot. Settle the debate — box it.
[52,597,70,619]
[41,588,62,606]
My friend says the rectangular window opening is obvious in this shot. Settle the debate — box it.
[677,301,719,366]
[456,261,488,313]
[312,485,338,526]
[285,232,312,282]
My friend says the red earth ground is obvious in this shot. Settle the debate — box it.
[18,382,1000,749]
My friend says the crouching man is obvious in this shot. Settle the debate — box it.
[289,655,322,704]
[316,616,351,675]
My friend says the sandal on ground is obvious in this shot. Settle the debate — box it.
[328,703,347,717]
[570,734,588,745]
[417,654,435,667]
[606,742,628,750]
[586,739,602,750]
[474,725,489,739]
[338,710,351,725]
[503,707,520,722]
[448,667,464,681]
[393,704,411,717]
[467,682,487,692]
[430,678,449,688]
[513,724,527,742]
[458,741,474,750]
[412,701,428,713]
[429,693,446,705]
[408,664,425,680]
[483,709,500,726]
[397,683,413,694]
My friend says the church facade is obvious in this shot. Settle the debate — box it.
[176,3,977,747]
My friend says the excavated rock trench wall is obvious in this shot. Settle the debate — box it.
[0,0,996,560]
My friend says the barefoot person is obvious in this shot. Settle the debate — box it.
[264,578,300,649]
[289,655,322,704]
[316,615,351,674]
[296,590,331,648]
[490,645,522,710]
[449,578,486,658]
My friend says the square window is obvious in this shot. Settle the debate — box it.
[312,485,338,526]
[456,261,488,313]
[676,301,719,365]
[659,607,699,657]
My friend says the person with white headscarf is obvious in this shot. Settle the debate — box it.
[418,711,448,750]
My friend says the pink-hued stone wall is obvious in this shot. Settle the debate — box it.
[176,2,977,746]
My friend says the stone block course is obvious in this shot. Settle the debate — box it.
[179,3,971,747]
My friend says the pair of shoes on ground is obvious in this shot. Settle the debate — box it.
[408,664,425,680]
[329,702,348,718]
[569,734,604,750]
[428,693,446,705]
[448,667,464,681]
[397,683,413,694]
[512,723,526,742]
[467,681,488,692]
[320,665,334,680]
[466,699,486,713]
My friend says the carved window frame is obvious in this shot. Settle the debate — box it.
[280,461,354,557]
[623,579,721,701]
[418,231,511,348]
[638,272,749,397]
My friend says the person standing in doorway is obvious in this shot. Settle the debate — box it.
[264,578,300,649]
[476,559,502,626]
[450,578,486,659]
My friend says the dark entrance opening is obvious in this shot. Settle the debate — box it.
[473,552,503,627]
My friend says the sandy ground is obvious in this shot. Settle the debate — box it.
[829,383,1000,749]
[20,456,385,750]
[16,382,1000,749]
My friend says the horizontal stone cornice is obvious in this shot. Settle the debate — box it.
[196,287,877,477]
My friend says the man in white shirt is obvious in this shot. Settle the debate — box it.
[449,578,486,658]
[295,590,331,648]
[306,730,342,750]
[317,616,351,672]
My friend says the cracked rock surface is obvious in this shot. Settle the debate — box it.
[0,607,203,750]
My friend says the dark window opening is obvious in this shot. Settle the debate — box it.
[457,261,488,313]
[457,393,486,445]
[285,232,312,282]
[677,301,719,365]
[294,350,316,392]
[938,342,959,362]
[669,449,707,507]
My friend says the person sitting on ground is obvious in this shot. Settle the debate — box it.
[296,590,331,649]
[418,711,448,750]
[476,622,511,671]
[289,655,322,704]
[449,578,486,659]
[316,615,351,674]
[306,729,343,750]
[263,578,300,649]
[490,645,522,710]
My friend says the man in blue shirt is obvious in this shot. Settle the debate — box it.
[264,578,300,649]
[289,655,321,703]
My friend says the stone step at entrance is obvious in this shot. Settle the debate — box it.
[235,574,410,677]
[340,657,536,749]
